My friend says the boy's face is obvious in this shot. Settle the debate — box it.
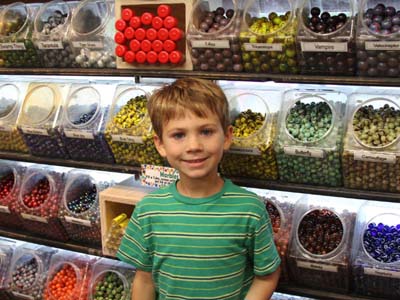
[154,110,232,182]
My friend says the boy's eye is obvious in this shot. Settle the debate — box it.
[172,132,185,139]
[201,128,214,136]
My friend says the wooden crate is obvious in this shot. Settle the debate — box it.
[99,177,154,256]
[115,0,194,70]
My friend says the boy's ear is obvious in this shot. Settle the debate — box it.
[153,134,167,158]
[223,125,233,151]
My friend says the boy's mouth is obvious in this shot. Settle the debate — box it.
[183,158,207,163]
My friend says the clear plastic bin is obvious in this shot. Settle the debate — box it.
[115,2,189,69]
[351,201,400,299]
[89,258,135,300]
[33,0,78,68]
[356,1,400,77]
[275,89,346,187]
[14,166,68,242]
[342,92,400,192]
[296,0,356,75]
[220,82,280,180]
[105,84,164,166]
[61,83,115,163]
[103,213,130,257]
[6,243,56,300]
[0,82,29,153]
[0,161,25,231]
[0,3,42,68]
[187,0,242,72]
[17,82,70,159]
[43,250,97,300]
[69,0,116,68]
[239,0,299,74]
[0,239,15,300]
[248,188,302,283]
[288,195,362,293]
[59,170,116,246]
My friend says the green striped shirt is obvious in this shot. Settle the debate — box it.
[117,179,280,300]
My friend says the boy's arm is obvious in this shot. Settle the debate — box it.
[132,270,156,300]
[245,266,281,300]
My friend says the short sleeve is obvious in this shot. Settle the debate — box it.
[116,205,153,272]
[251,209,281,276]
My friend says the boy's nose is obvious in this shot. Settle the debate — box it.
[186,135,203,151]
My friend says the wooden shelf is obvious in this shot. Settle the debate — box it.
[1,68,400,87]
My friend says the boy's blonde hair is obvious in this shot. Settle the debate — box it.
[148,78,230,138]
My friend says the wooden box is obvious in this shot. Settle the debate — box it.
[99,177,154,256]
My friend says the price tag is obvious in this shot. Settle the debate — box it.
[64,129,94,140]
[283,146,325,158]
[297,260,338,272]
[227,146,261,155]
[0,124,12,132]
[141,164,180,188]
[0,43,26,51]
[191,40,230,49]
[64,216,92,227]
[111,134,143,144]
[0,206,10,213]
[301,42,348,52]
[37,41,63,50]
[12,292,34,300]
[21,213,48,223]
[354,151,396,164]
[365,41,400,51]
[243,43,283,52]
[364,267,400,278]
[21,126,49,136]
[72,41,103,49]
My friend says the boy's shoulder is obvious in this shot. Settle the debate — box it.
[222,180,266,211]
[136,183,175,208]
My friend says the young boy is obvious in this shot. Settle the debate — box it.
[117,78,281,300]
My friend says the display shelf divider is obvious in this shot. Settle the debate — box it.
[0,151,141,175]
[229,177,400,203]
[0,227,103,256]
[1,68,400,86]
[278,285,389,300]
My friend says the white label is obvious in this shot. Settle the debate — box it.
[0,43,26,51]
[297,260,338,272]
[354,151,396,164]
[64,216,92,227]
[111,134,143,144]
[0,124,12,132]
[37,41,63,50]
[64,129,94,140]
[243,43,283,52]
[141,164,180,188]
[227,146,261,155]
[365,41,400,51]
[301,42,348,52]
[364,267,400,278]
[283,146,325,158]
[12,292,34,300]
[191,40,230,49]
[72,41,104,49]
[0,206,10,213]
[21,213,48,223]
[21,126,49,136]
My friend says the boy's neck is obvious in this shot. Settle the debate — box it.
[176,175,225,198]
